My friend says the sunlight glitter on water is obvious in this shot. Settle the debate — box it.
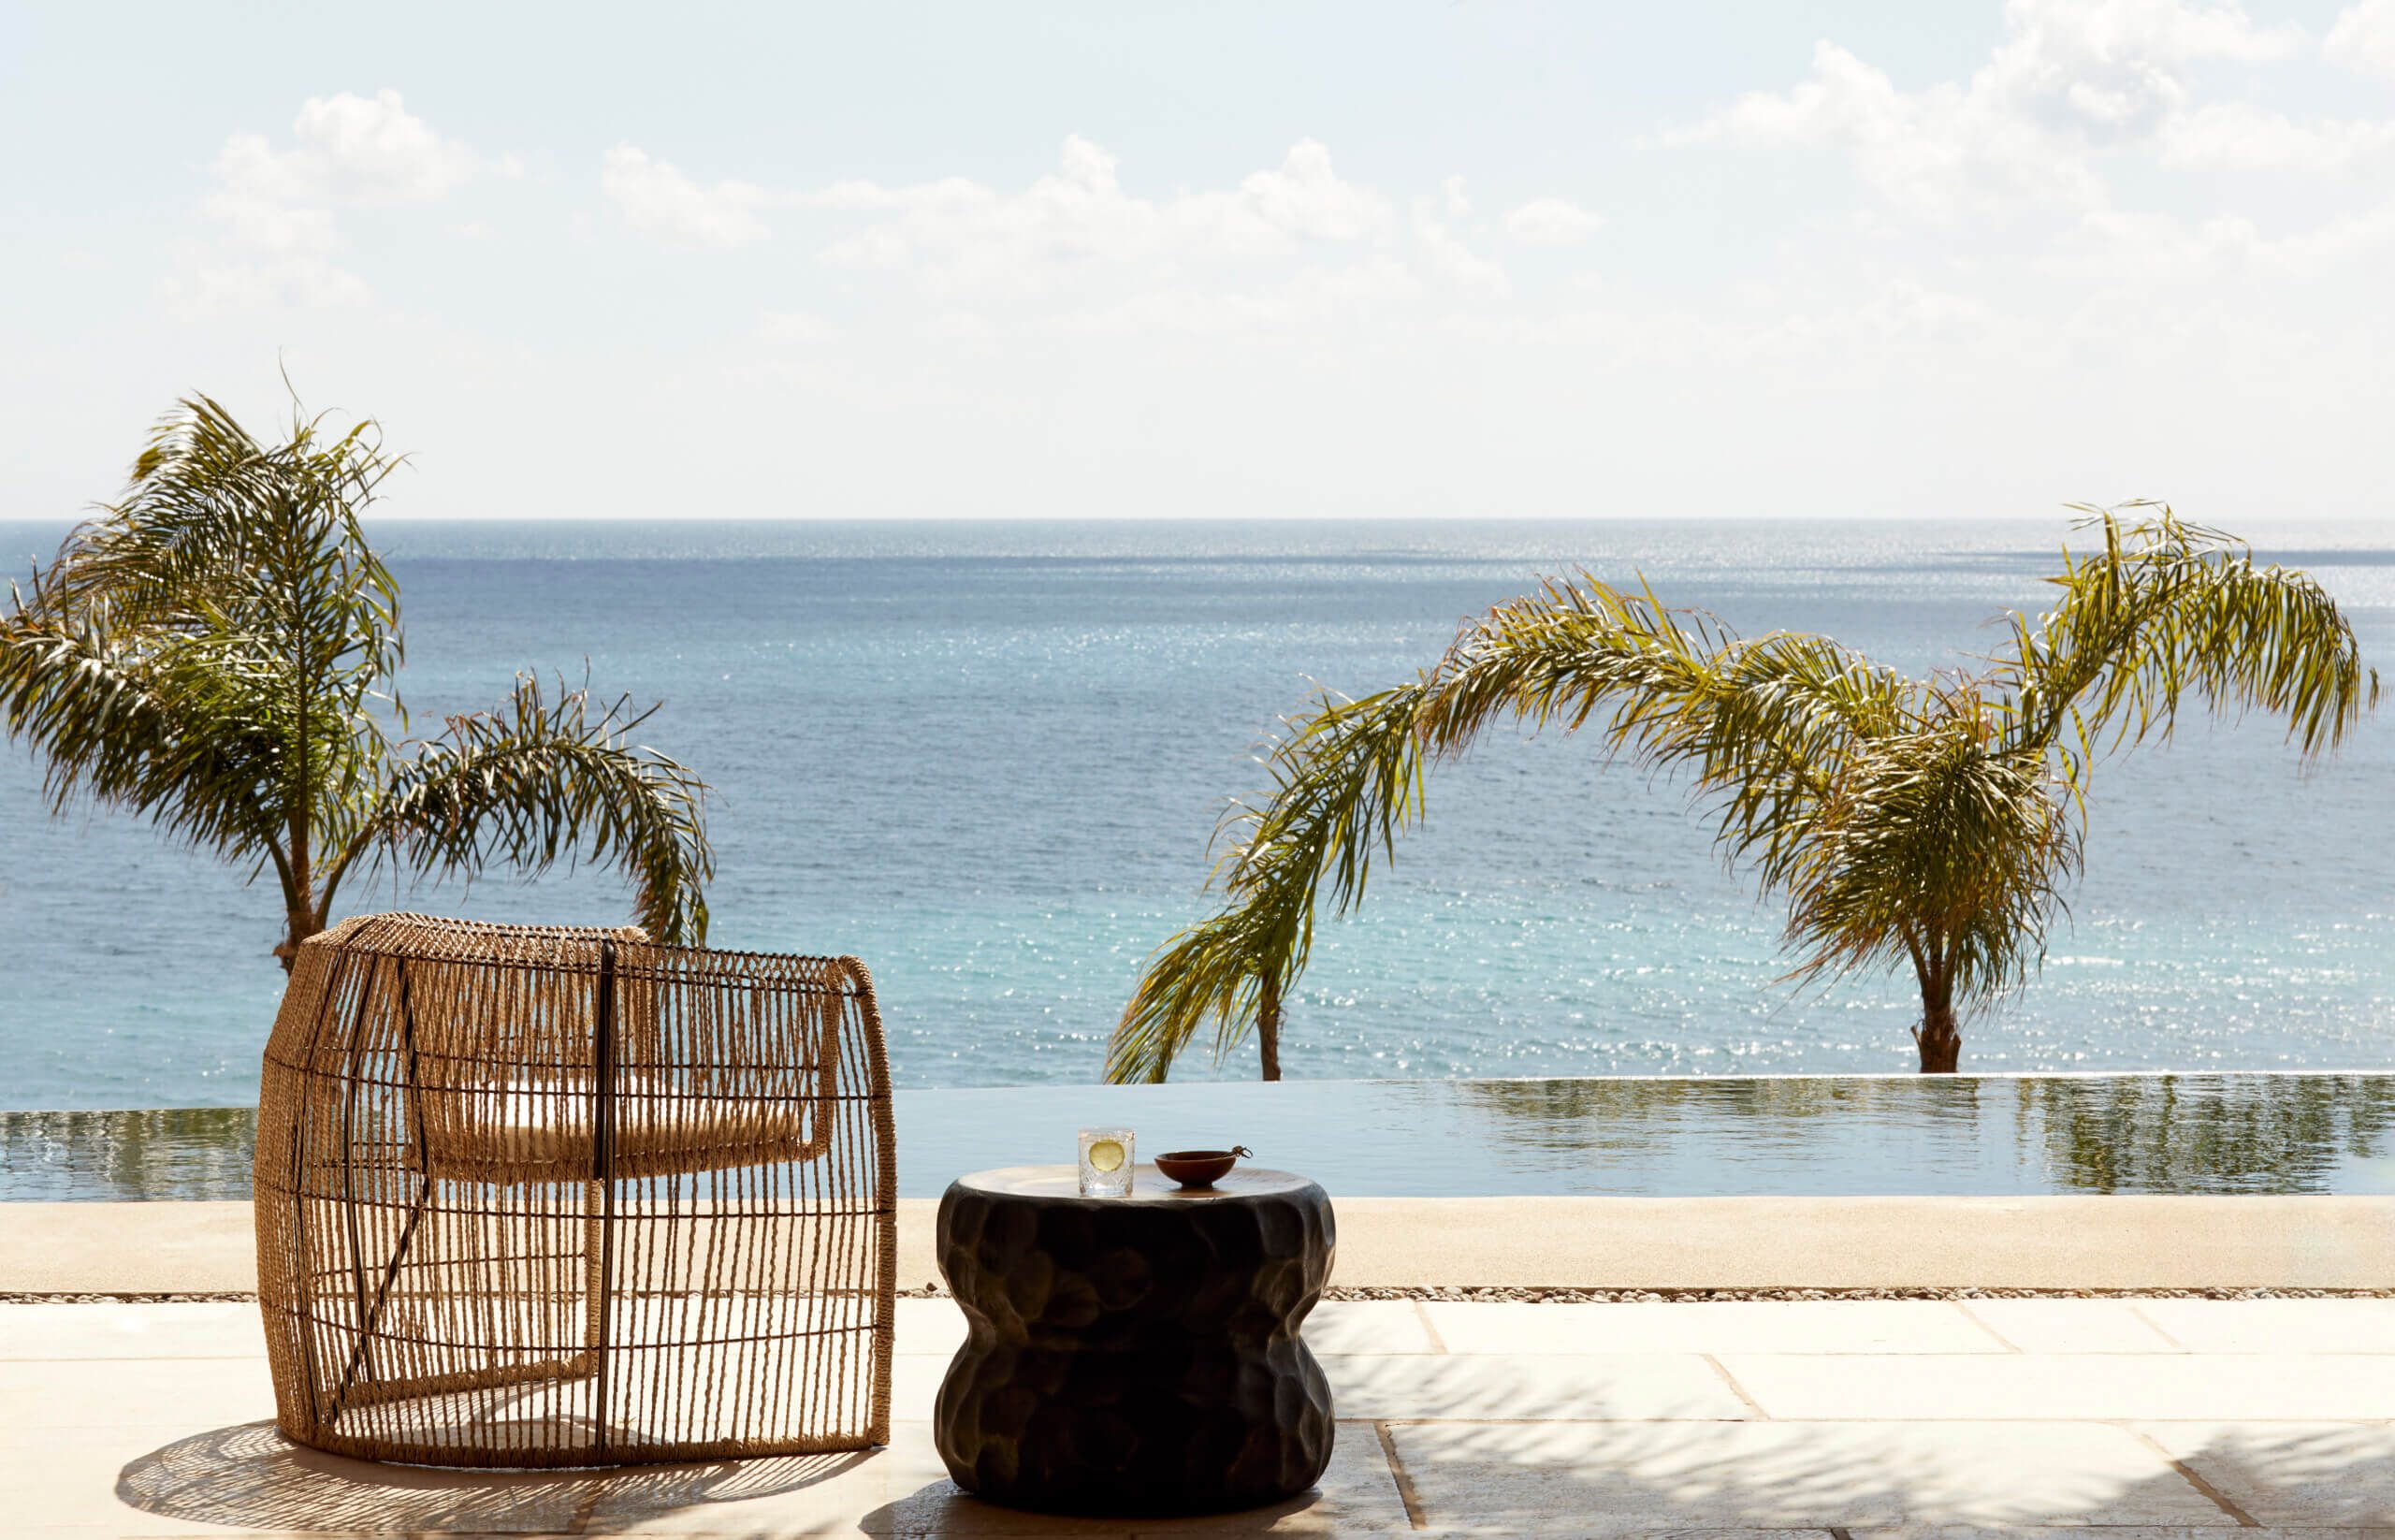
[1,517,2388,1105]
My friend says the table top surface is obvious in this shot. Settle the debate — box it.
[951,1164,1315,1203]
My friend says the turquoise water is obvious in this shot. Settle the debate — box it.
[1,518,2389,1107]
[7,1074,2392,1200]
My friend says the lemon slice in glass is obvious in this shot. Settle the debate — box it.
[1087,1139,1126,1173]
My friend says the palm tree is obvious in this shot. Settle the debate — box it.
[1109,508,2377,1081]
[0,393,714,971]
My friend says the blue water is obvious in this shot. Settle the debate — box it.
[7,1074,2393,1200]
[2,518,2390,1108]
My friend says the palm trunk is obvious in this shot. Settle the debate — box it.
[1257,970,1283,1082]
[275,823,320,974]
[278,904,324,973]
[1915,1000,1961,1074]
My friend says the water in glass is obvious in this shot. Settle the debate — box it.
[1078,1126,1134,1197]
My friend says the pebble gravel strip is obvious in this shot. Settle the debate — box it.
[13,1286,2395,1303]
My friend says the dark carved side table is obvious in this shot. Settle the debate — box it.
[933,1164,1335,1515]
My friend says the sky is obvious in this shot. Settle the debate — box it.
[3,1,2393,522]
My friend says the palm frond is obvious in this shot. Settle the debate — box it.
[331,673,715,944]
[1106,901,1291,1084]
[2007,504,2379,766]
[9,394,406,854]
[1781,715,2075,1011]
[1427,576,1920,888]
[41,395,402,663]
[1111,516,2376,1082]
[1109,575,1919,1082]
[11,387,719,972]
[1105,681,1434,1083]
[0,603,286,862]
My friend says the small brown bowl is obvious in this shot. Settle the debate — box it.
[1154,1146,1253,1190]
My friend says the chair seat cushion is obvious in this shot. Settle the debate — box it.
[421,1074,820,1183]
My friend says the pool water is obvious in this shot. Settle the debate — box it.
[7,1072,2392,1202]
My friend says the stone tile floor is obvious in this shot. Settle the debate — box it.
[7,1297,2395,1537]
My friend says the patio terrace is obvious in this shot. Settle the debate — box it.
[11,1292,2395,1535]
[6,1186,2395,1536]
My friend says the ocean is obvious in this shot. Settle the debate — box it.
[2,517,2389,1109]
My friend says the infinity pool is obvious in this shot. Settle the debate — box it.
[7,1072,2393,1202]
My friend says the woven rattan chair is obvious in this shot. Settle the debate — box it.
[253,913,896,1467]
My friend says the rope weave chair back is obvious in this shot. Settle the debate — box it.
[254,913,897,1467]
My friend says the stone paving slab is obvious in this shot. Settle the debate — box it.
[1385,1419,2239,1531]
[86,1417,1408,1537]
[586,1421,1407,1534]
[1290,1301,1443,1357]
[0,1298,1436,1366]
[1418,1300,2003,1357]
[1718,1350,2395,1421]
[894,1299,1442,1361]
[0,1201,257,1294]
[1952,1298,2181,1354]
[1318,1196,2395,1290]
[9,1299,2395,1535]
[13,1194,2395,1293]
[0,1301,266,1360]
[2132,1297,2395,1353]
[0,1357,276,1431]
[1328,1353,1755,1422]
[2140,1421,2395,1525]
[1842,1532,2395,1540]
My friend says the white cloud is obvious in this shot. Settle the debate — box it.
[2328,0,2395,81]
[917,310,998,345]
[1043,257,1428,340]
[636,134,1411,327]
[1216,138,1393,245]
[817,225,913,272]
[168,90,500,312]
[208,90,487,214]
[2263,198,2395,267]
[2040,196,2395,288]
[789,136,1393,288]
[1986,0,2301,124]
[589,137,1464,343]
[1414,207,1509,298]
[1669,1,2312,216]
[33,8,2395,531]
[2155,100,2395,170]
[602,145,771,248]
[1437,276,2009,374]
[1670,39,2103,216]
[590,136,1494,346]
[1301,254,1429,313]
[1504,197,1603,245]
[759,309,834,342]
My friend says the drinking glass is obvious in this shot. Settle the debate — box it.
[1077,1126,1134,1197]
